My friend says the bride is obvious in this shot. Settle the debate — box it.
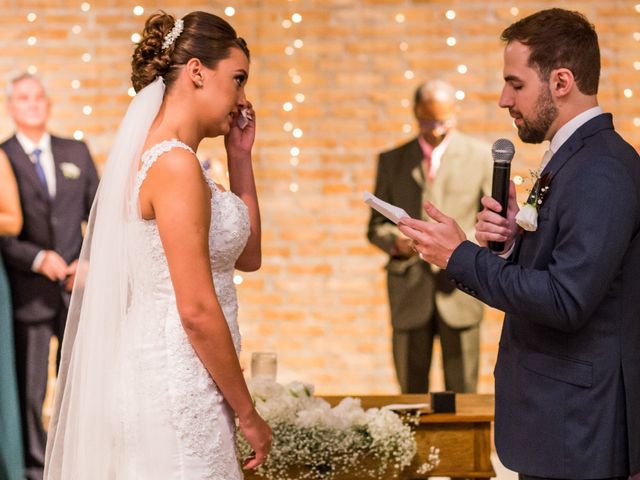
[44,10,271,479]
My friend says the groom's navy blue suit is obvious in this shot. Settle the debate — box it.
[448,113,640,478]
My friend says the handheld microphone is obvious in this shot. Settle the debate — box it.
[488,138,515,252]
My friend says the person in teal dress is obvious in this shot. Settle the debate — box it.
[0,148,24,480]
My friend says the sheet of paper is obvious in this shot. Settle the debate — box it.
[363,191,409,224]
[382,403,431,412]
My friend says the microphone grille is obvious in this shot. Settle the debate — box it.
[492,138,515,163]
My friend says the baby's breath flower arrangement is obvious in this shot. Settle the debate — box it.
[238,378,418,479]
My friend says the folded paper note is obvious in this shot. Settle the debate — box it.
[364,192,409,224]
[382,402,430,411]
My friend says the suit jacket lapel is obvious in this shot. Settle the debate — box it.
[6,135,50,203]
[543,113,614,178]
[51,136,65,203]
[407,139,425,189]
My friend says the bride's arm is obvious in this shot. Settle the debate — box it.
[0,149,22,236]
[142,148,271,469]
[225,104,261,272]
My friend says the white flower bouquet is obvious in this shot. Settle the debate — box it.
[238,378,417,479]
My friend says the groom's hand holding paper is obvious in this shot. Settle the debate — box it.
[363,192,410,224]
[397,201,466,269]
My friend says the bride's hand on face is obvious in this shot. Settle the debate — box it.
[224,102,255,161]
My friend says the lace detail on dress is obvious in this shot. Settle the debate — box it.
[130,139,250,478]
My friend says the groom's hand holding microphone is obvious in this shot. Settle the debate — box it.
[475,139,520,254]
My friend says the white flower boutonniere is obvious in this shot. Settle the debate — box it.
[60,162,81,180]
[515,170,552,232]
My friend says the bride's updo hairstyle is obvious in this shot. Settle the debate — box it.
[131,10,250,92]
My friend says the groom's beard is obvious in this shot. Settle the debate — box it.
[514,85,558,144]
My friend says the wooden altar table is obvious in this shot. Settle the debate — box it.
[246,393,495,480]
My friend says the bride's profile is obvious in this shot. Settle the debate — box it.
[44,10,271,478]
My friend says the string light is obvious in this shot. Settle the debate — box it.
[289,182,299,192]
[81,52,91,62]
[445,10,456,20]
[80,2,90,12]
[291,13,302,23]
[633,32,640,41]
[71,80,81,89]
[404,70,414,80]
[27,65,38,74]
[292,128,303,138]
[131,32,141,43]
[225,6,236,17]
[513,175,524,185]
[73,130,84,140]
[457,64,468,74]
[510,7,520,16]
[395,13,405,23]
[72,25,82,34]
[400,98,410,108]
[27,36,37,46]
[283,122,293,132]
[295,93,305,103]
[128,87,136,97]
[634,61,640,70]
[399,41,408,52]
[284,46,295,55]
[233,274,243,285]
[290,147,300,157]
[283,102,293,112]
[83,105,93,115]
[133,5,144,16]
[293,39,304,48]
[290,157,299,166]
[27,12,37,22]
[446,36,457,46]
[634,118,640,127]
[455,90,465,100]
[402,124,412,133]
[624,88,633,98]
[282,19,292,28]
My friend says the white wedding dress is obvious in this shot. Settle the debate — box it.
[117,139,249,479]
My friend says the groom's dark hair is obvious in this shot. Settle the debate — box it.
[501,8,600,95]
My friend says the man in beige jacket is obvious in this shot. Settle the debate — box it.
[367,79,492,393]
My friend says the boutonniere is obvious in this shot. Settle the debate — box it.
[60,162,81,179]
[515,169,552,232]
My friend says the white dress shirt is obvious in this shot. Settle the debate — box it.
[16,131,56,198]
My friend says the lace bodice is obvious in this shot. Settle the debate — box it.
[131,138,250,351]
[126,139,249,478]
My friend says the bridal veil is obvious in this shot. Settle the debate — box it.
[44,77,165,478]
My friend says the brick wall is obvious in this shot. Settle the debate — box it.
[4,0,639,396]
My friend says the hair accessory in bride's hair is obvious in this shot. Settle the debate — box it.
[161,18,184,51]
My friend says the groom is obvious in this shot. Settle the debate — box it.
[399,8,640,479]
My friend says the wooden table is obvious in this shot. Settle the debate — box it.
[246,393,495,480]
[324,393,495,480]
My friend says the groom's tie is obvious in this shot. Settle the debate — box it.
[527,148,553,204]
[32,148,50,200]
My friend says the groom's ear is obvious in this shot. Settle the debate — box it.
[549,68,574,99]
